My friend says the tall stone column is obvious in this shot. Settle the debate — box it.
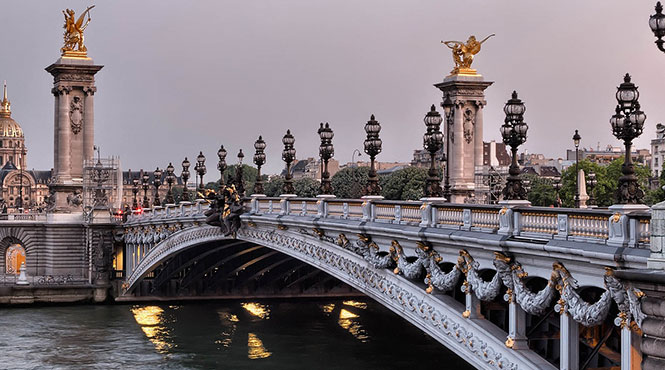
[46,57,103,213]
[435,75,492,203]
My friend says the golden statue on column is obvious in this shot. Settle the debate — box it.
[442,34,495,76]
[61,5,95,57]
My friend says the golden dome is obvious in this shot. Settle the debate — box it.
[0,82,23,138]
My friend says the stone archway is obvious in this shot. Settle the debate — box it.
[5,243,25,274]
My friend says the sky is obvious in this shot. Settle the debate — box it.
[1,1,664,174]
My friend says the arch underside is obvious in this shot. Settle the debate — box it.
[126,225,553,370]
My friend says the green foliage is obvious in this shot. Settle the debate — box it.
[294,177,320,198]
[380,167,428,201]
[264,177,285,197]
[645,171,665,205]
[559,157,651,207]
[524,174,557,207]
[331,167,369,199]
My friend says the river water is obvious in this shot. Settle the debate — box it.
[0,299,472,370]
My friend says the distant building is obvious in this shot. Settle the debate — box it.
[521,165,561,179]
[652,123,665,178]
[482,141,511,167]
[566,145,651,167]
[283,157,340,181]
[411,148,444,168]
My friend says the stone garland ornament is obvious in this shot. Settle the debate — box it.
[353,234,395,269]
[493,253,557,316]
[422,247,462,294]
[459,250,502,302]
[553,262,612,327]
[391,240,428,279]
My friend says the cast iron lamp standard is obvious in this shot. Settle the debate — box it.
[573,130,581,208]
[131,175,140,210]
[141,169,150,208]
[500,91,529,201]
[441,94,454,201]
[587,171,597,206]
[282,130,296,195]
[363,115,383,196]
[610,74,646,204]
[650,2,665,53]
[236,149,245,196]
[217,145,227,186]
[181,157,191,202]
[152,167,163,207]
[164,162,176,204]
[195,151,207,193]
[253,136,266,194]
[423,105,444,198]
[318,122,334,195]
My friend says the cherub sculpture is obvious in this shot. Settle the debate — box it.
[441,34,495,75]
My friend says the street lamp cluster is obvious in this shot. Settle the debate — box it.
[500,91,529,201]
[423,105,444,198]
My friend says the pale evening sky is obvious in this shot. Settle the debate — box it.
[0,1,663,174]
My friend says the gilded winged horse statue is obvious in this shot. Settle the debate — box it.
[61,6,95,55]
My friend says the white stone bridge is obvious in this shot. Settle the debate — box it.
[121,196,657,370]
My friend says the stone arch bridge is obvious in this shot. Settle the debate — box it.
[121,197,657,370]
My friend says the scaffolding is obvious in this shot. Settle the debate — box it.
[83,156,121,212]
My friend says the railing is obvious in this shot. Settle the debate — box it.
[124,197,652,249]
[0,213,48,222]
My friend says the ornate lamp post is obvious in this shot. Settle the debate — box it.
[141,169,150,208]
[500,91,529,201]
[650,2,665,53]
[610,74,646,204]
[152,167,163,206]
[253,136,266,194]
[236,149,245,196]
[587,171,597,206]
[442,94,454,201]
[181,157,191,202]
[131,175,139,210]
[217,145,227,186]
[318,122,334,194]
[553,176,562,207]
[282,130,296,194]
[573,130,581,208]
[164,162,176,204]
[195,151,207,191]
[363,114,382,196]
[423,105,444,198]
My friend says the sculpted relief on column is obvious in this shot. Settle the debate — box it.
[463,107,475,144]
[69,95,84,134]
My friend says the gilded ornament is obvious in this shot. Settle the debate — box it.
[61,6,95,57]
[441,34,495,76]
[505,337,514,349]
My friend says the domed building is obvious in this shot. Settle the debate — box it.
[0,83,50,211]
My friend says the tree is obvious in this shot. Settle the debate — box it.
[264,177,284,197]
[294,177,320,197]
[331,167,369,199]
[524,174,557,207]
[380,167,428,200]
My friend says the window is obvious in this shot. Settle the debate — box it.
[5,244,25,274]
[656,157,659,167]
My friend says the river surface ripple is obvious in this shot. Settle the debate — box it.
[0,299,473,370]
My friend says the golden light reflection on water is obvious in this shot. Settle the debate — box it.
[241,302,270,319]
[131,306,173,353]
[321,303,335,314]
[216,311,238,348]
[248,333,272,359]
[343,300,367,309]
[338,309,369,342]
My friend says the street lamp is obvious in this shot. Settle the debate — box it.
[236,149,245,196]
[318,122,335,195]
[282,129,296,194]
[351,149,362,167]
[553,176,562,207]
[181,157,191,202]
[164,162,175,204]
[153,167,163,207]
[363,114,382,196]
[195,151,207,191]
[442,93,454,201]
[253,136,266,194]
[141,169,150,208]
[131,173,140,210]
[423,105,444,198]
[573,129,581,208]
[587,171,597,206]
[611,74,646,204]
[500,91,528,201]
[650,2,665,53]
[217,145,227,186]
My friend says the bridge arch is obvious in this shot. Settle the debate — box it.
[126,224,552,370]
[0,234,30,274]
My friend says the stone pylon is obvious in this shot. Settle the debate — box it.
[45,55,103,213]
[578,168,589,208]
[435,75,493,203]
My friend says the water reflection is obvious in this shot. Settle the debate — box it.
[247,333,272,359]
[343,300,368,309]
[241,302,270,319]
[338,308,369,342]
[321,303,335,314]
[130,305,173,353]
[216,311,238,348]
